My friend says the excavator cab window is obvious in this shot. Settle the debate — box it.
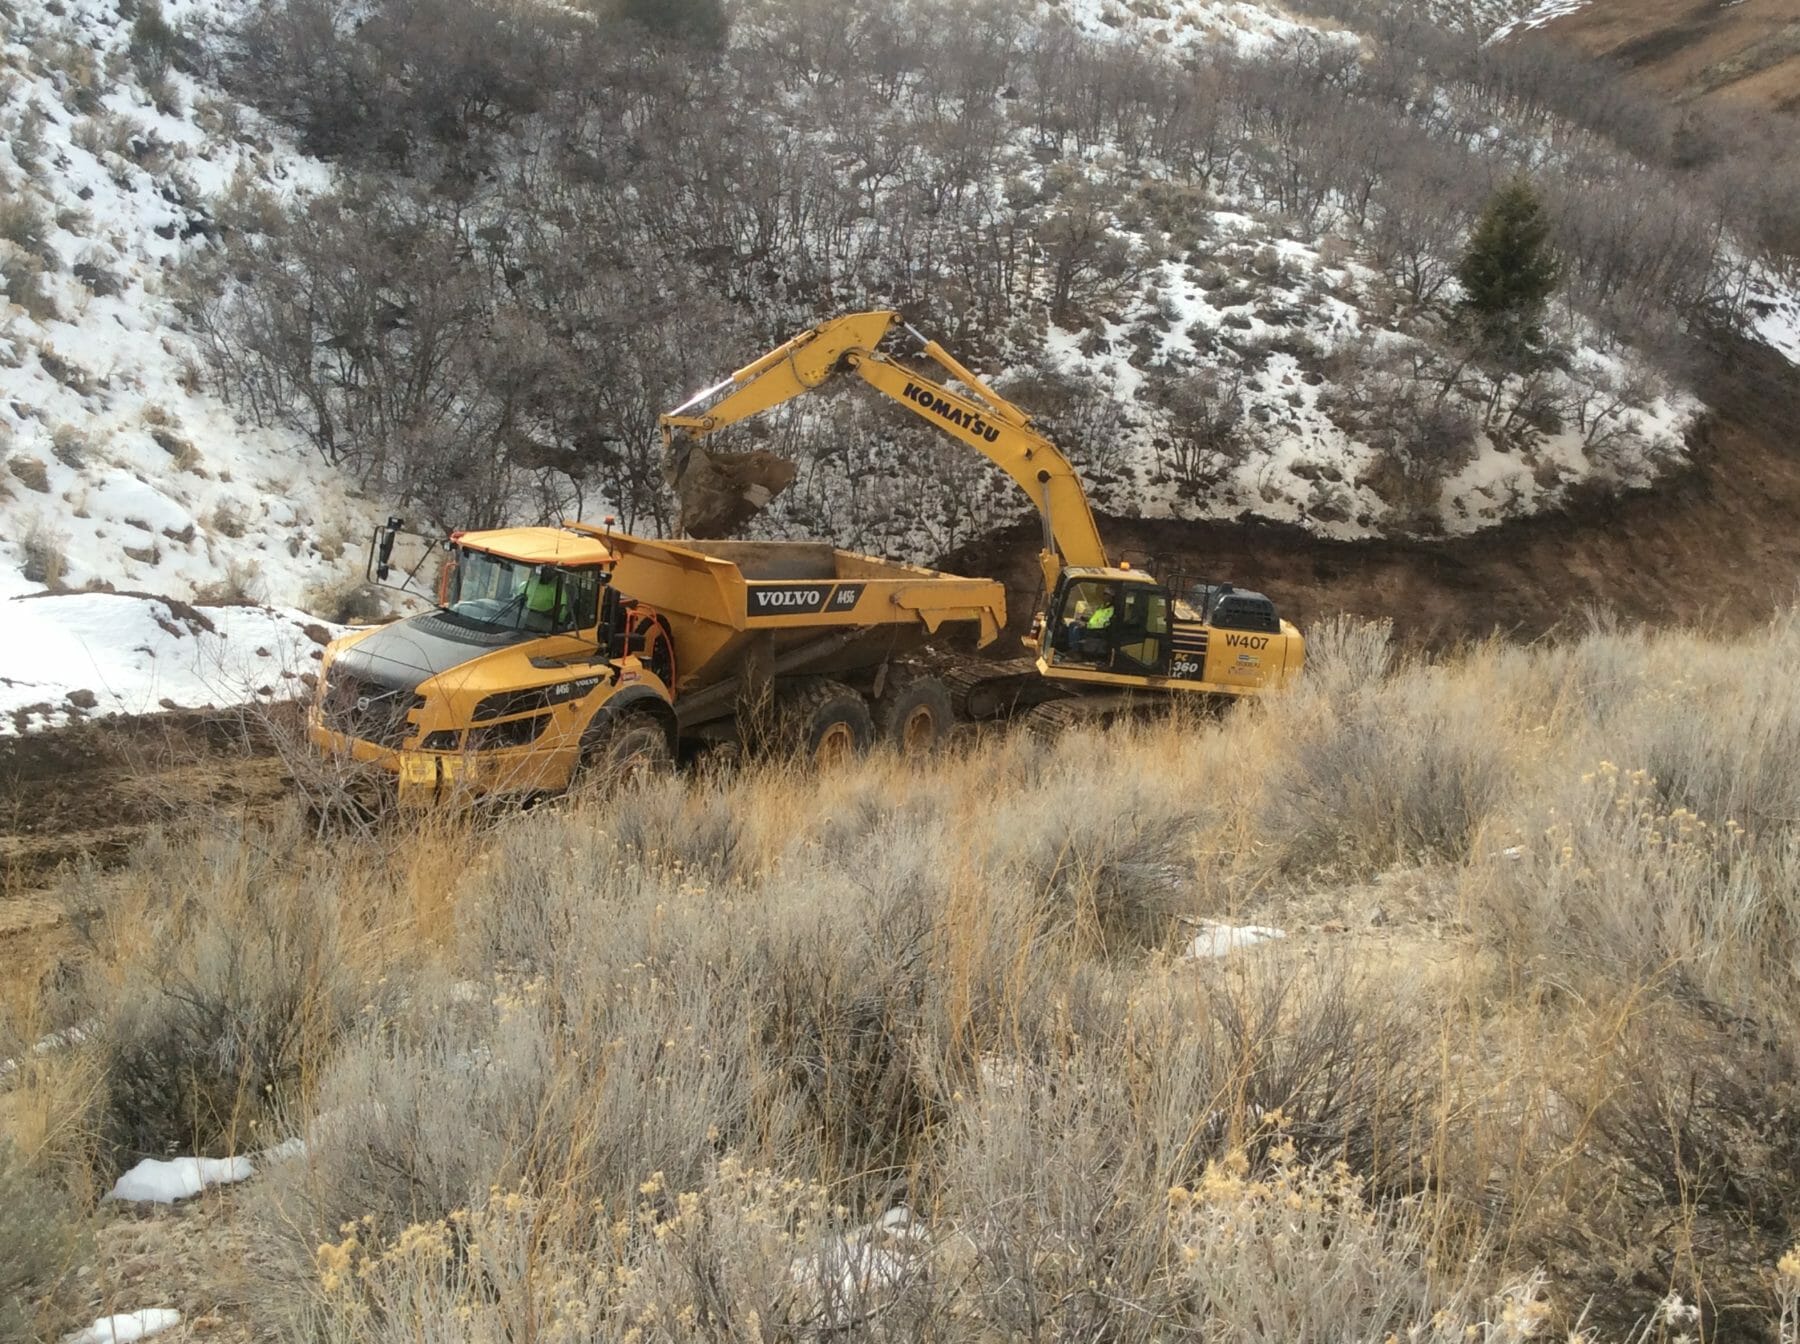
[1111,587,1171,676]
[1049,577,1171,675]
[1051,579,1121,664]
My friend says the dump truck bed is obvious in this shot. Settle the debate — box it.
[567,528,1005,726]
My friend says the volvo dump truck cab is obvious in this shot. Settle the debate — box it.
[663,310,1303,725]
[310,520,1005,802]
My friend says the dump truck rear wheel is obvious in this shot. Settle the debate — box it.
[779,678,873,769]
[873,671,954,754]
[577,713,672,789]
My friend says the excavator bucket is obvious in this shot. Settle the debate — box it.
[668,440,797,538]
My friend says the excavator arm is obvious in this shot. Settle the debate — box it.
[662,311,1110,591]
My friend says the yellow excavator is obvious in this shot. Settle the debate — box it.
[663,311,1304,729]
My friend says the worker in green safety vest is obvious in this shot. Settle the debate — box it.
[520,566,569,630]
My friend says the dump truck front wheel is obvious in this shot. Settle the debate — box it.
[779,678,873,769]
[873,670,954,754]
[577,712,673,788]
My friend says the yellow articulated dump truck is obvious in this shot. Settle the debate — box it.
[308,520,1005,802]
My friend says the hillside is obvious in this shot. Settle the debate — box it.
[1541,0,1800,114]
[952,329,1800,648]
[0,0,381,607]
[1,0,1770,589]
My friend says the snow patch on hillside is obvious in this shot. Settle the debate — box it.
[107,1153,254,1203]
[62,1310,183,1344]
[1039,0,1353,55]
[1746,272,1800,367]
[0,0,381,608]
[1490,0,1594,43]
[0,590,337,734]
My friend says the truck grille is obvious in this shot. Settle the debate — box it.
[321,671,423,748]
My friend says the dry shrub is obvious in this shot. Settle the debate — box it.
[244,817,952,1319]
[0,1141,90,1344]
[1630,615,1800,833]
[1258,645,1511,877]
[977,730,1215,951]
[71,816,368,1171]
[0,1021,106,1201]
[0,195,51,265]
[277,1168,940,1343]
[1167,1153,1534,1344]
[1201,960,1437,1189]
[1461,613,1800,1337]
[0,246,56,321]
[301,572,385,624]
[18,512,66,586]
[193,557,263,604]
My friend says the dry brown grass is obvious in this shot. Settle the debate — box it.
[8,613,1800,1340]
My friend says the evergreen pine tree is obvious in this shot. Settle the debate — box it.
[1457,177,1558,360]
[618,0,729,49]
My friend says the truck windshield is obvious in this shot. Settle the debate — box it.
[445,550,600,634]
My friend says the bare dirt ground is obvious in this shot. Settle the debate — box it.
[0,711,291,1014]
[1539,0,1800,114]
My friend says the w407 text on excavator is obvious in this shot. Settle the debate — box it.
[663,310,1304,732]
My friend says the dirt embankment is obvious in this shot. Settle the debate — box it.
[0,711,292,1004]
[945,333,1800,648]
[1540,0,1800,114]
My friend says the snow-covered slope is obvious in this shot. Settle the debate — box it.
[1038,0,1354,55]
[0,590,337,734]
[1489,0,1594,44]
[1748,281,1800,367]
[0,0,381,609]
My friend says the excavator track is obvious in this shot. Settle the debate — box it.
[1016,693,1152,738]
[940,656,1051,721]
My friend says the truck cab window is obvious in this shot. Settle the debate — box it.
[447,551,601,635]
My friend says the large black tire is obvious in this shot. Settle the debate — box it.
[872,670,955,755]
[575,712,673,790]
[777,678,874,769]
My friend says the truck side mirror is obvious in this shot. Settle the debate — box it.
[374,516,403,581]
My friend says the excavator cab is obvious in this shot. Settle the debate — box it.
[1046,571,1171,676]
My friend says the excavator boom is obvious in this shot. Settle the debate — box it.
[662,311,1109,586]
